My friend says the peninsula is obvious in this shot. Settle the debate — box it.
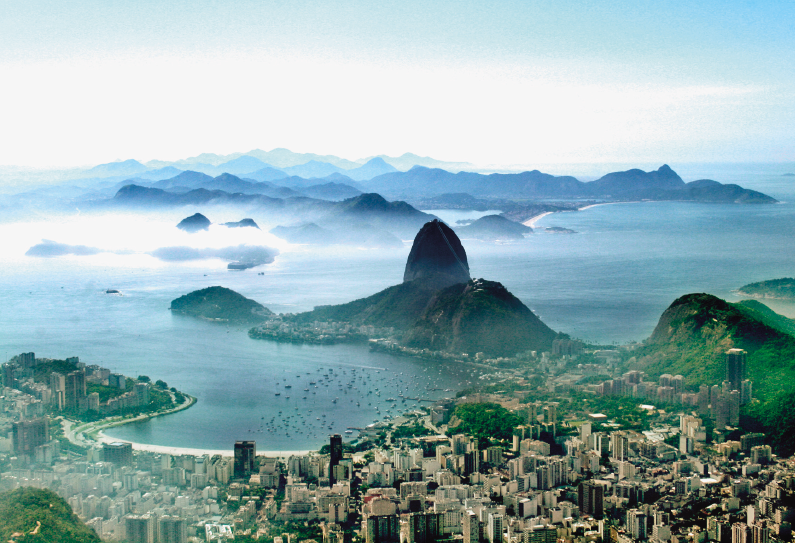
[170,286,273,324]
[737,277,795,300]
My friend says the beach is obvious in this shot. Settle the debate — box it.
[95,431,310,458]
[522,211,553,227]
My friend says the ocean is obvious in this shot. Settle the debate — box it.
[1,163,794,451]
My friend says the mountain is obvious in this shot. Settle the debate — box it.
[150,171,299,198]
[0,487,101,543]
[587,164,685,198]
[300,182,362,201]
[243,166,289,182]
[112,184,284,208]
[171,286,273,324]
[632,293,795,398]
[402,279,558,357]
[455,214,532,240]
[333,193,435,234]
[364,152,475,172]
[403,219,470,288]
[223,218,259,229]
[363,165,776,203]
[177,213,211,232]
[136,166,183,180]
[276,219,556,357]
[282,160,346,178]
[84,158,149,178]
[245,148,361,169]
[344,157,399,181]
[152,170,214,190]
[738,278,795,300]
[270,223,335,245]
[216,155,273,175]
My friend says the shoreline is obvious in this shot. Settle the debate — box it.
[522,211,553,227]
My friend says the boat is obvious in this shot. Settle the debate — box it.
[275,392,281,396]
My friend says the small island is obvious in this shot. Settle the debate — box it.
[737,277,795,300]
[176,212,211,232]
[170,286,273,324]
[544,226,577,234]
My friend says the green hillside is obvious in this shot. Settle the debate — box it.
[0,487,101,543]
[634,293,795,398]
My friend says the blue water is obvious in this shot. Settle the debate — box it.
[1,164,794,450]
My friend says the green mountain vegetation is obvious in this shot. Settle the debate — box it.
[737,277,795,300]
[631,293,795,455]
[0,487,101,543]
[447,402,524,447]
[454,214,532,241]
[402,279,558,357]
[633,293,795,398]
[170,286,273,324]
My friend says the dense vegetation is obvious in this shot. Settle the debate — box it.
[634,293,795,397]
[171,286,272,324]
[0,487,101,543]
[448,402,524,447]
[632,293,795,455]
[737,278,795,300]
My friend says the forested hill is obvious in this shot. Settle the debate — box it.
[0,487,101,543]
[632,293,795,398]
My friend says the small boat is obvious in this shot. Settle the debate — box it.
[275,393,281,396]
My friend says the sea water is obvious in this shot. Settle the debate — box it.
[1,164,794,450]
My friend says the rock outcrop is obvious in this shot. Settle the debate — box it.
[403,219,470,288]
[223,218,260,229]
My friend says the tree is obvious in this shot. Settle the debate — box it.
[137,375,151,383]
[155,379,168,389]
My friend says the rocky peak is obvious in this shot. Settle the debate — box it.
[403,219,470,288]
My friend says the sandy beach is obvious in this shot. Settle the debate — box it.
[522,211,553,227]
[96,431,311,458]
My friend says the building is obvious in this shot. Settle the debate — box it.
[578,480,604,518]
[404,512,443,543]
[11,418,50,456]
[103,442,133,466]
[65,369,87,410]
[726,349,746,391]
[125,514,155,543]
[329,434,343,484]
[366,515,400,543]
[158,516,188,543]
[234,441,256,479]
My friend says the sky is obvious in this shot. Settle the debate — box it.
[0,0,793,169]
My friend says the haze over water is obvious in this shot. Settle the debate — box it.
[1,164,794,451]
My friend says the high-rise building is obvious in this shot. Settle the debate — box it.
[366,515,400,543]
[463,510,479,543]
[158,516,188,543]
[125,514,155,543]
[487,513,503,543]
[726,349,746,391]
[103,442,133,466]
[50,372,66,410]
[578,480,604,517]
[404,512,442,543]
[12,418,49,455]
[234,441,256,479]
[329,434,343,484]
[65,369,87,410]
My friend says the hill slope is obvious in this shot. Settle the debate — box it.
[0,487,101,543]
[737,278,795,300]
[402,279,558,357]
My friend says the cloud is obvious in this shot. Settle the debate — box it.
[149,244,278,267]
[25,239,102,257]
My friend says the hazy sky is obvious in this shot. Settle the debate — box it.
[1,0,793,168]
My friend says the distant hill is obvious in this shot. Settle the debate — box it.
[364,152,475,172]
[300,182,362,201]
[455,214,532,240]
[0,487,101,543]
[84,158,148,178]
[215,155,273,175]
[632,293,795,398]
[737,278,795,300]
[239,166,289,182]
[333,193,435,234]
[223,218,259,229]
[363,164,776,203]
[282,160,346,179]
[270,222,402,248]
[170,286,273,324]
[344,157,399,181]
[177,213,211,232]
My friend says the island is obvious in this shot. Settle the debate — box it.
[544,226,577,234]
[223,218,260,229]
[170,286,273,324]
[176,212,211,232]
[737,277,795,300]
[453,214,532,240]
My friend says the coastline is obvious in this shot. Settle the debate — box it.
[95,432,312,458]
[522,211,553,227]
